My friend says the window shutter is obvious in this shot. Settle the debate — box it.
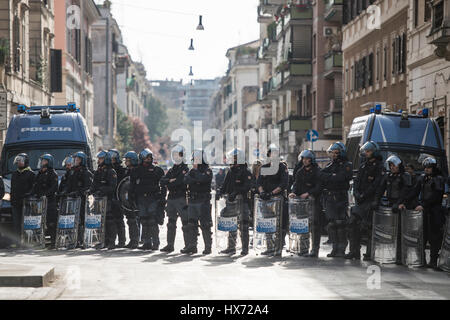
[50,49,62,92]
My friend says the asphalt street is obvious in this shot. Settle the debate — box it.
[0,221,449,300]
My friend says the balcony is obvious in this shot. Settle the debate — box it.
[324,51,343,79]
[277,5,313,38]
[258,81,270,102]
[276,61,312,89]
[324,0,343,22]
[427,0,450,60]
[278,116,312,134]
[259,0,285,15]
[324,112,342,137]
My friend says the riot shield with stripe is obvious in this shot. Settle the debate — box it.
[55,196,81,250]
[401,209,424,267]
[83,195,107,248]
[21,196,47,249]
[253,195,283,256]
[215,195,242,252]
[371,206,399,264]
[288,197,313,255]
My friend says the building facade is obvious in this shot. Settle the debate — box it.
[184,78,220,129]
[54,0,99,138]
[0,0,56,147]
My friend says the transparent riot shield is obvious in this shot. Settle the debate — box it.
[401,209,424,267]
[288,197,313,255]
[55,197,82,250]
[438,215,450,272]
[83,195,107,249]
[371,206,399,264]
[215,195,242,252]
[253,195,283,255]
[117,176,136,213]
[21,196,47,249]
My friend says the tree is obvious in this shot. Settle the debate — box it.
[144,95,169,141]
[115,108,134,154]
[131,117,155,154]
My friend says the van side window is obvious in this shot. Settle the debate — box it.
[346,137,362,168]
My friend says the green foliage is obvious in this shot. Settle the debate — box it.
[115,108,134,154]
[144,95,169,141]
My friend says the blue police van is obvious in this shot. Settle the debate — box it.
[346,105,448,175]
[0,104,94,247]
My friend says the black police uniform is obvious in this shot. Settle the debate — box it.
[160,162,189,250]
[347,155,384,259]
[320,156,353,256]
[32,168,59,245]
[64,165,93,245]
[218,164,253,254]
[112,163,127,247]
[11,168,36,244]
[415,170,446,266]
[291,163,322,256]
[376,168,414,263]
[184,164,213,254]
[123,165,140,246]
[129,162,165,249]
[256,162,289,255]
[89,164,118,248]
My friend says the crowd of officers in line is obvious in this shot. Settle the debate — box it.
[5,141,448,270]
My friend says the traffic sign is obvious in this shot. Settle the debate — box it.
[306,129,319,142]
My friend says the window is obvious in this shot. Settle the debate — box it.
[13,16,20,72]
[376,48,380,81]
[312,34,316,59]
[383,45,387,80]
[233,101,237,114]
[351,64,354,92]
[368,53,374,86]
[425,0,432,22]
[345,67,349,95]
[414,0,419,27]
[401,33,406,74]
[312,91,316,115]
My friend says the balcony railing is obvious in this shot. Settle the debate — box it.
[324,112,342,130]
[278,116,312,133]
[324,51,343,73]
[324,0,343,22]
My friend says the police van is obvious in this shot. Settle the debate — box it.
[0,104,94,246]
[346,105,448,176]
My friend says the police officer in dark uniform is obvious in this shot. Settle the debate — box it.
[414,157,446,270]
[182,149,213,255]
[109,149,127,248]
[289,150,322,257]
[217,148,252,256]
[130,148,165,251]
[63,151,92,247]
[59,156,74,194]
[159,146,189,253]
[32,154,59,248]
[257,144,289,256]
[10,154,35,248]
[123,151,140,249]
[321,142,353,258]
[375,155,414,264]
[345,141,384,261]
[89,151,118,250]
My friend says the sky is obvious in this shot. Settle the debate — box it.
[95,0,260,82]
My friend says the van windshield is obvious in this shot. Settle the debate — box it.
[4,147,84,176]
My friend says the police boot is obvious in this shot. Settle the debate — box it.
[220,231,237,255]
[345,225,361,260]
[117,223,126,248]
[161,222,176,253]
[127,217,139,245]
[181,223,198,254]
[326,223,338,257]
[363,228,373,261]
[126,241,139,249]
[306,226,321,257]
[180,224,190,252]
[106,218,117,250]
[150,223,160,251]
[201,226,212,255]
[335,224,347,258]
[261,234,275,255]
[138,222,153,251]
[240,222,250,256]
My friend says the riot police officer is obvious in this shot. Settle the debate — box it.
[123,151,140,249]
[183,149,213,255]
[159,146,189,253]
[63,151,93,247]
[59,156,74,194]
[414,157,446,270]
[321,142,353,258]
[10,154,35,248]
[109,149,127,248]
[129,148,165,251]
[32,154,59,248]
[289,150,322,257]
[345,141,384,261]
[375,155,415,264]
[217,148,252,256]
[89,151,118,250]
[257,144,289,256]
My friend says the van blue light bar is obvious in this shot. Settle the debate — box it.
[17,104,80,113]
